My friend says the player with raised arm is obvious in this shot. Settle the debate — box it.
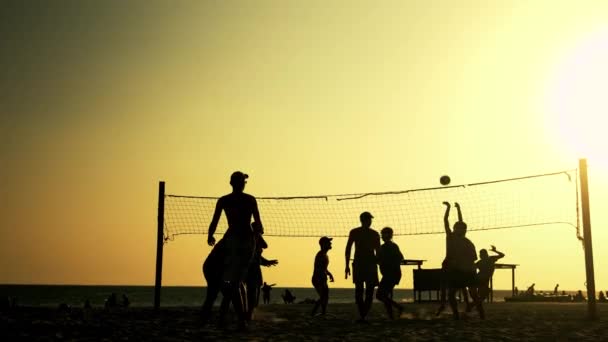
[475,245,505,304]
[436,202,470,316]
[441,202,479,320]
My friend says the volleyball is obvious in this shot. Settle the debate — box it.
[440,175,451,186]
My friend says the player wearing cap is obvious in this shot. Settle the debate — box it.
[207,171,262,329]
[345,211,381,322]
[376,227,404,320]
[311,236,334,316]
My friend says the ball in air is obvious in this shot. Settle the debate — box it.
[440,175,451,186]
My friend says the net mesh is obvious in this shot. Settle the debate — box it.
[163,170,580,241]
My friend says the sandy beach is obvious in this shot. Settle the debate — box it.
[1,302,607,341]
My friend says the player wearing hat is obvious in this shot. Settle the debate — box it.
[207,171,262,329]
[311,236,334,316]
[345,211,381,322]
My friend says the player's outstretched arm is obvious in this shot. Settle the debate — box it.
[261,256,279,267]
[455,202,463,222]
[443,202,452,234]
[490,245,505,260]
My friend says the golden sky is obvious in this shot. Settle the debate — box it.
[1,1,607,292]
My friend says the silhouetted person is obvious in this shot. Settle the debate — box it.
[345,211,380,322]
[121,294,130,307]
[376,227,404,320]
[437,202,471,316]
[105,293,118,309]
[526,283,536,296]
[200,238,227,324]
[475,245,505,304]
[574,290,586,302]
[441,202,479,320]
[282,289,296,304]
[208,171,262,329]
[246,221,278,320]
[598,291,607,302]
[554,284,559,295]
[514,286,519,296]
[312,236,334,316]
[261,282,276,304]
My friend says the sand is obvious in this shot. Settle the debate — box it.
[1,302,607,341]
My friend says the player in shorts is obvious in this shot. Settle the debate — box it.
[475,245,505,305]
[442,202,480,320]
[376,227,404,319]
[207,171,262,329]
[200,238,226,325]
[345,211,381,322]
[245,221,278,321]
[311,236,335,316]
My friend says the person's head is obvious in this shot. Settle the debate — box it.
[229,171,248,192]
[381,227,393,242]
[479,249,488,259]
[359,211,373,228]
[453,221,467,236]
[319,236,333,251]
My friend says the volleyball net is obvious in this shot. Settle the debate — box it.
[162,169,580,241]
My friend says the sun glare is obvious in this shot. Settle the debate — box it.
[545,28,608,169]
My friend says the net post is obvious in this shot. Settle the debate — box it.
[579,159,597,320]
[154,181,165,310]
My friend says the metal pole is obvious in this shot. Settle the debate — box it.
[154,181,166,310]
[579,159,597,320]
[511,268,515,297]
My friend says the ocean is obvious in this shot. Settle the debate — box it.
[0,285,516,307]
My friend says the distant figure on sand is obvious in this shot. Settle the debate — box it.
[554,284,559,295]
[475,245,505,303]
[282,289,296,304]
[598,291,607,302]
[246,221,278,320]
[121,294,130,307]
[441,202,481,320]
[526,283,536,296]
[345,211,380,322]
[261,282,276,304]
[376,227,404,320]
[574,290,586,302]
[311,236,334,316]
[105,293,118,309]
[207,171,262,329]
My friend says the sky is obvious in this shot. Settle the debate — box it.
[1,0,607,292]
